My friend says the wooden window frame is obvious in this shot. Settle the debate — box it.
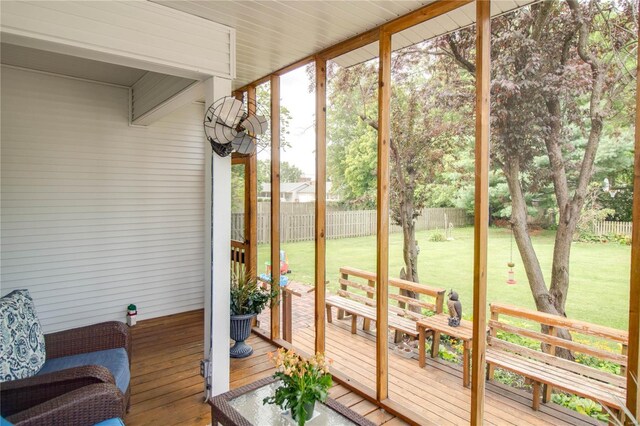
[232,0,640,422]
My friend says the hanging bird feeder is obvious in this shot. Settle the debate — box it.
[507,224,517,285]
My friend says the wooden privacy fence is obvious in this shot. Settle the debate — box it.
[232,207,469,244]
[591,220,632,237]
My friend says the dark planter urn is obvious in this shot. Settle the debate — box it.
[230,313,256,358]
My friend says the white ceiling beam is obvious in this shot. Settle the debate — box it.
[131,80,204,126]
[1,1,235,80]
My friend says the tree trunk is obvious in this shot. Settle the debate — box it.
[396,160,420,313]
[503,159,574,359]
[359,113,423,310]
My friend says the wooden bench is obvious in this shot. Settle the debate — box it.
[486,302,628,418]
[325,267,446,340]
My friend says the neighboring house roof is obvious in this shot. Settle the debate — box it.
[261,182,310,194]
[260,181,334,195]
[297,181,334,195]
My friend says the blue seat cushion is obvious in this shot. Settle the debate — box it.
[94,418,125,426]
[36,348,129,394]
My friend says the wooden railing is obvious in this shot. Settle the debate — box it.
[337,266,446,320]
[487,302,628,406]
[230,240,246,276]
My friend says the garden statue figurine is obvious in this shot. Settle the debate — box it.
[447,290,462,327]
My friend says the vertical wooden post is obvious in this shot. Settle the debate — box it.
[376,28,391,402]
[338,271,348,320]
[247,86,258,280]
[283,290,292,342]
[315,56,327,354]
[626,21,640,421]
[471,1,491,424]
[363,279,375,331]
[543,326,557,403]
[486,310,498,380]
[270,75,281,340]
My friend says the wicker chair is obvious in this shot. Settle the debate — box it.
[1,321,131,424]
[4,383,125,426]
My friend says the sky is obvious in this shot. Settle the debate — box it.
[257,66,317,180]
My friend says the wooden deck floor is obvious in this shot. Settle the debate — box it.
[261,286,599,426]
[124,308,597,425]
[125,310,407,426]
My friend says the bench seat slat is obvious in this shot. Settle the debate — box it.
[487,348,626,409]
[336,290,426,321]
[326,295,423,337]
[487,337,627,388]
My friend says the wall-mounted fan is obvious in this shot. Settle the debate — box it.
[203,96,269,157]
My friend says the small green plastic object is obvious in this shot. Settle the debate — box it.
[127,304,137,312]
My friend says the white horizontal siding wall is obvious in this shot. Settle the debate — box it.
[1,66,205,332]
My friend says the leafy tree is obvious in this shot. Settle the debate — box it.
[440,0,637,346]
[256,84,292,150]
[327,51,465,293]
[255,83,295,198]
[257,160,305,190]
[231,165,246,213]
[593,130,635,220]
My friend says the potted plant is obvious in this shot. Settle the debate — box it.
[229,265,276,358]
[263,348,333,425]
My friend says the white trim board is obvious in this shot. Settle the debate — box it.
[1,1,235,80]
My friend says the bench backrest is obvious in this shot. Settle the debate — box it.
[338,266,446,320]
[488,302,628,382]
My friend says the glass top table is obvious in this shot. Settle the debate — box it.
[209,377,376,426]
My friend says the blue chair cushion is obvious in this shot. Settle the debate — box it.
[36,348,129,394]
[94,418,125,426]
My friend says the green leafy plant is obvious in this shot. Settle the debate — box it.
[429,230,446,242]
[575,353,620,375]
[230,266,277,316]
[493,368,528,388]
[552,393,610,422]
[263,348,333,425]
[438,346,458,362]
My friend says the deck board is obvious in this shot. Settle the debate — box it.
[126,309,596,425]
[125,310,407,426]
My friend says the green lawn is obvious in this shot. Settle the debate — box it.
[258,227,631,330]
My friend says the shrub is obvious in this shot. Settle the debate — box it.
[429,230,446,242]
[575,353,620,375]
[611,233,632,245]
[552,393,609,422]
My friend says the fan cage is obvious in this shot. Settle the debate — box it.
[203,96,270,157]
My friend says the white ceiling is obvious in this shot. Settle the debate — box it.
[158,1,537,89]
[1,1,537,90]
[333,0,535,67]
[0,43,147,87]
[156,0,435,88]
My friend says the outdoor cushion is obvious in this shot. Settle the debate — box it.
[94,418,125,426]
[37,348,130,394]
[0,290,46,382]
